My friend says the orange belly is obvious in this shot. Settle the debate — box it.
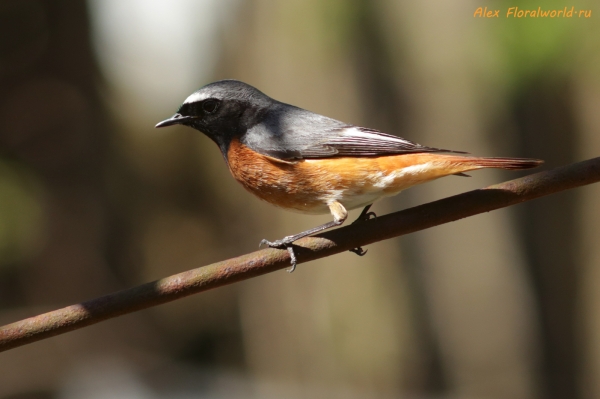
[225,140,481,215]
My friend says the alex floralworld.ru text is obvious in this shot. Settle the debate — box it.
[474,6,592,18]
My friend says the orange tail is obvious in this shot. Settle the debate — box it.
[463,157,544,170]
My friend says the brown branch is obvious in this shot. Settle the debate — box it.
[1,157,599,352]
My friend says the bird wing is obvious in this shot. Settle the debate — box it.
[299,126,465,158]
[242,104,466,160]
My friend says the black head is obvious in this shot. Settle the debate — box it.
[156,80,273,153]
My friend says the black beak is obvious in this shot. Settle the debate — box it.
[155,113,195,128]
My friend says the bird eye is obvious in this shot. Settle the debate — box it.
[202,99,219,114]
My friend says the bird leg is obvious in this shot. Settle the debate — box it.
[260,201,348,272]
[349,204,377,256]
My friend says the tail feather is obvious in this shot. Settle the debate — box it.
[468,157,544,170]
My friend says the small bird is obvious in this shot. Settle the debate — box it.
[156,80,542,271]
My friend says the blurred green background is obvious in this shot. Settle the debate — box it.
[0,1,598,398]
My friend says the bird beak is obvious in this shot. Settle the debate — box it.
[155,113,194,128]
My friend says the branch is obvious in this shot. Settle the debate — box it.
[1,157,599,352]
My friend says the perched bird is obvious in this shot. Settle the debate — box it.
[156,80,542,271]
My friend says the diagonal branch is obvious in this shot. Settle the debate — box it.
[1,157,599,353]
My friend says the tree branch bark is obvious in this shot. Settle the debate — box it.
[1,157,599,353]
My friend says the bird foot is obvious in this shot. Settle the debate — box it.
[259,235,295,249]
[259,237,298,272]
[349,207,376,256]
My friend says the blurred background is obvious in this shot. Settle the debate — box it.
[0,0,598,398]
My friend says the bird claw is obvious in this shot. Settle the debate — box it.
[286,247,297,273]
[353,211,376,224]
[258,238,272,248]
[348,207,375,256]
[259,236,294,249]
[349,247,368,256]
[259,237,298,272]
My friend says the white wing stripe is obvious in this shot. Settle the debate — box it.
[337,127,414,145]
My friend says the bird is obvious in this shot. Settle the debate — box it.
[156,80,542,272]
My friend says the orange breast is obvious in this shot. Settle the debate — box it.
[226,140,331,213]
[226,140,480,214]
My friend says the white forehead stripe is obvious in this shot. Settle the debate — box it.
[183,91,207,104]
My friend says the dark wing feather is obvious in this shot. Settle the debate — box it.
[300,126,466,158]
[242,103,466,160]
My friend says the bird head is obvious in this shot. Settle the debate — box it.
[156,80,272,152]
